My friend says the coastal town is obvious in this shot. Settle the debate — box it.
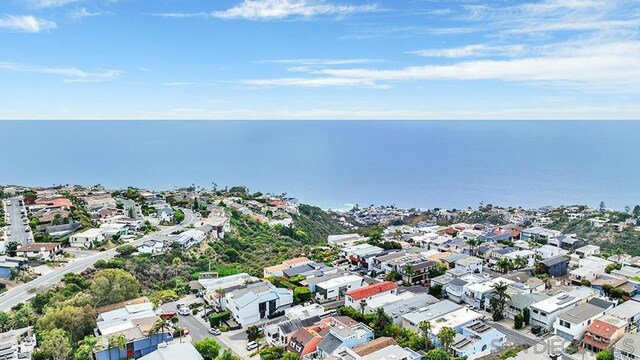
[0,184,640,360]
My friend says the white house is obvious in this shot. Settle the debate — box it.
[465,277,514,310]
[314,275,365,301]
[454,256,484,274]
[99,223,129,237]
[344,281,398,309]
[503,249,536,268]
[224,281,293,327]
[327,234,366,248]
[535,245,562,260]
[554,303,606,342]
[589,218,609,228]
[452,322,507,360]
[575,245,601,258]
[16,243,61,261]
[69,228,105,248]
[173,229,206,250]
[529,287,598,330]
[137,239,165,255]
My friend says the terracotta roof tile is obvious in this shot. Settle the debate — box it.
[346,281,397,301]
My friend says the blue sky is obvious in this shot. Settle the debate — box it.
[1,0,639,119]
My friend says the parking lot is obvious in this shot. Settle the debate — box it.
[3,197,33,245]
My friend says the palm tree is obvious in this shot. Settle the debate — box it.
[112,334,127,360]
[466,238,480,256]
[496,257,512,274]
[359,299,368,315]
[490,281,511,320]
[418,320,432,350]
[403,264,415,284]
[514,255,528,269]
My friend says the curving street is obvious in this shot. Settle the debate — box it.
[0,208,197,311]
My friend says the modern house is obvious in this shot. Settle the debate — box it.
[455,256,484,274]
[505,293,549,320]
[576,245,601,258]
[464,277,514,310]
[401,300,462,333]
[451,322,507,360]
[93,298,173,360]
[314,275,365,301]
[224,281,293,326]
[529,287,598,330]
[534,245,562,260]
[520,227,561,244]
[553,303,607,342]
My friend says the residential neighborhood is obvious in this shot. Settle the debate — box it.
[1,183,640,360]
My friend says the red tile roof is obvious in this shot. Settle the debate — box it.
[346,281,397,301]
[585,319,621,339]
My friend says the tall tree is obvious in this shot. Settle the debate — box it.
[90,268,140,307]
[194,338,221,360]
[41,329,73,360]
[419,320,433,350]
[490,281,511,320]
[437,327,457,352]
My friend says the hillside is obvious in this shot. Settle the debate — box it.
[293,204,348,244]
[549,214,640,256]
[204,204,347,276]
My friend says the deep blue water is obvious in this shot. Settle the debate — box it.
[0,121,638,210]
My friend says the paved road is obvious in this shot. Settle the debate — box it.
[3,197,33,245]
[489,321,542,347]
[0,208,197,311]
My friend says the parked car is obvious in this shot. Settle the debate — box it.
[208,328,221,336]
[178,306,190,316]
[246,341,259,351]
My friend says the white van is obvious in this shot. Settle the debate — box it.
[246,341,259,351]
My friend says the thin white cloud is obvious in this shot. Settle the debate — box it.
[31,0,80,8]
[0,15,56,33]
[70,8,112,20]
[407,45,527,58]
[162,82,197,86]
[146,12,209,19]
[212,0,379,20]
[257,58,379,65]
[0,62,122,82]
[245,41,640,91]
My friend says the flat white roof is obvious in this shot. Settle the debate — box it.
[467,277,514,294]
[73,228,103,237]
[316,274,363,288]
[430,308,483,334]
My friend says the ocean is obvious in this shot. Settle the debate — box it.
[0,120,638,211]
